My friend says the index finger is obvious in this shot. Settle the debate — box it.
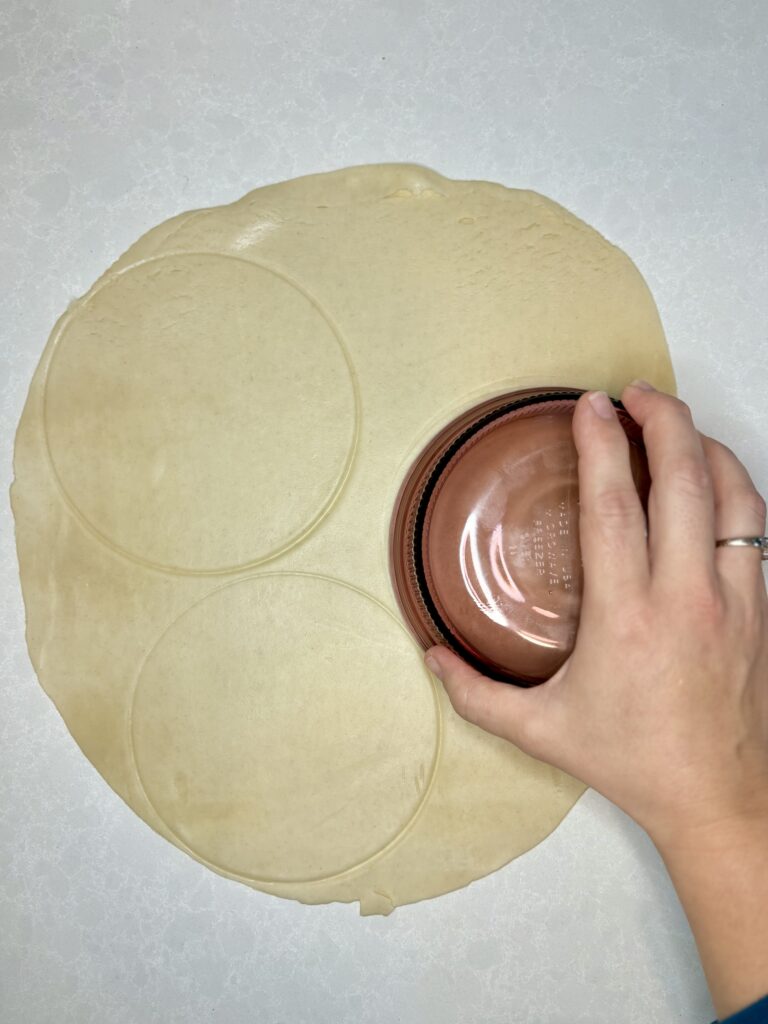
[571,390,650,605]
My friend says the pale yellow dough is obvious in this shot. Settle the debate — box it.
[12,164,675,914]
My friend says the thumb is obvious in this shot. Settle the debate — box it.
[425,646,548,755]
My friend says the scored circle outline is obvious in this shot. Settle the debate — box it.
[127,571,444,886]
[41,251,361,576]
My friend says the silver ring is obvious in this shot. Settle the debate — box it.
[715,536,768,560]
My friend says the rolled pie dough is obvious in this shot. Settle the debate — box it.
[12,164,675,914]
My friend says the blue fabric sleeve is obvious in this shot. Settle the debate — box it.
[716,994,768,1023]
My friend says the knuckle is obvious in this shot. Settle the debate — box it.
[455,675,487,727]
[666,455,711,498]
[684,583,726,628]
[650,392,692,422]
[746,488,767,524]
[707,437,735,461]
[452,680,475,724]
[676,398,693,420]
[515,706,548,754]
[588,486,641,529]
[717,484,767,525]
[666,395,693,420]
[612,599,653,643]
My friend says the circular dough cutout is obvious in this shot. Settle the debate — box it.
[130,573,441,883]
[43,254,358,574]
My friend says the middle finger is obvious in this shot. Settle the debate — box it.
[621,383,716,586]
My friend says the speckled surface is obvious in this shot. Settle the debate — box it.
[1,1,766,1022]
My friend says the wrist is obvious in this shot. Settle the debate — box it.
[647,803,768,1022]
[643,791,768,862]
[649,803,768,866]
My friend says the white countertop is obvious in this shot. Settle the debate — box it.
[1,1,766,1021]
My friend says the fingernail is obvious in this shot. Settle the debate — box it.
[425,653,442,679]
[628,378,655,391]
[587,390,615,420]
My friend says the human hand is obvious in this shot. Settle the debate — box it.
[426,382,768,1016]
[425,382,768,848]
